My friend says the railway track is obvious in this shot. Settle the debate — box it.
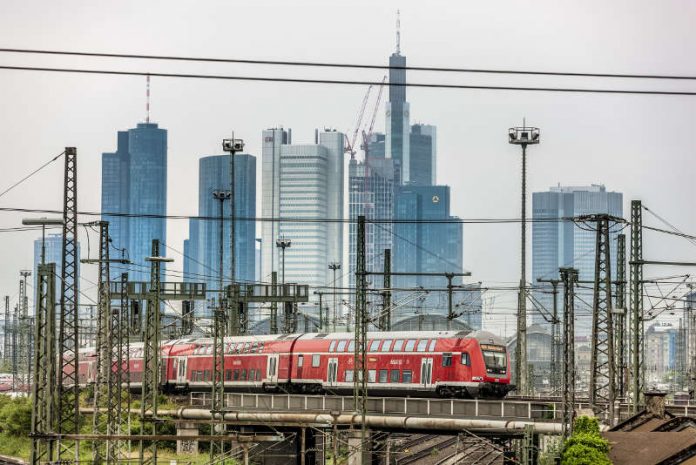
[396,436,458,465]
[0,455,25,465]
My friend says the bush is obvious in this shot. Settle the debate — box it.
[561,416,612,465]
[0,396,32,436]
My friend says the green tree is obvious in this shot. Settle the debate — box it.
[561,416,612,465]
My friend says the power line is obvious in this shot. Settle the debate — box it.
[2,47,696,81]
[1,65,696,96]
[0,150,64,200]
[0,205,604,224]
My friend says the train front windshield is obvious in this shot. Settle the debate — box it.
[480,344,507,375]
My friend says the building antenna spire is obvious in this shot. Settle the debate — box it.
[396,10,401,54]
[146,74,151,123]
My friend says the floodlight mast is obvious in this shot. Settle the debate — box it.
[22,217,64,265]
[508,121,540,396]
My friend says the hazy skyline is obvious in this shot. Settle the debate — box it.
[1,0,695,334]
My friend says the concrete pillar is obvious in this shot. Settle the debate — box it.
[176,422,199,454]
[347,430,371,465]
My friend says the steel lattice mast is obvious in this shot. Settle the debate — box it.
[354,215,368,460]
[30,264,57,465]
[108,272,130,463]
[560,267,578,439]
[57,147,80,462]
[630,200,644,412]
[588,215,616,423]
[91,222,111,463]
[615,234,627,398]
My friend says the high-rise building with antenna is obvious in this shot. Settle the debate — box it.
[101,77,167,282]
[385,10,410,185]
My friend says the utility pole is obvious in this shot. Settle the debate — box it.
[508,122,540,395]
[560,267,578,439]
[446,273,455,331]
[329,262,341,332]
[57,146,80,463]
[381,249,391,331]
[18,270,30,390]
[615,234,627,398]
[29,263,56,465]
[110,272,130,464]
[2,296,9,368]
[277,237,293,333]
[222,135,244,336]
[270,271,278,334]
[354,215,368,462]
[140,240,173,465]
[587,215,616,423]
[630,200,644,412]
[537,278,561,393]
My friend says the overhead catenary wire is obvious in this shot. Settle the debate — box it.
[3,47,696,81]
[1,65,696,96]
[0,150,64,200]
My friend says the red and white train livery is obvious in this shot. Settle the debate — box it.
[78,330,512,398]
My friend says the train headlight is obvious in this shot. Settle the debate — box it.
[472,376,484,382]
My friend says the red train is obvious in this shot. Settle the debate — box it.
[78,330,512,398]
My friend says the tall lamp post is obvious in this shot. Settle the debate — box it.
[508,121,540,395]
[329,262,341,332]
[222,134,244,335]
[212,190,231,307]
[276,237,292,285]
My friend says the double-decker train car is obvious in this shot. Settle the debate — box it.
[79,330,512,398]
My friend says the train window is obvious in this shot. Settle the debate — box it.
[390,370,400,382]
[393,340,404,352]
[241,369,247,380]
[259,343,265,353]
[250,369,256,380]
[402,370,412,383]
[233,343,241,354]
[379,369,388,383]
[416,340,428,352]
[244,342,252,353]
[442,353,453,367]
[429,340,437,352]
[369,340,381,352]
[345,370,354,382]
[368,370,376,383]
[234,369,240,380]
[405,340,416,352]
[252,342,259,353]
[381,340,392,352]
[204,370,211,381]
[312,354,321,367]
[329,341,337,352]
[256,370,261,381]
[207,346,213,355]
[225,369,232,381]
[461,353,470,366]
[348,341,355,352]
[298,355,304,367]
[337,341,347,352]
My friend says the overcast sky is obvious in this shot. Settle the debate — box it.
[1,0,694,334]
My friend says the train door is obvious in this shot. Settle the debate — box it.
[420,358,433,388]
[327,358,338,386]
[176,357,187,384]
[267,354,279,383]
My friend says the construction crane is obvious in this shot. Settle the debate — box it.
[361,75,387,161]
[345,85,372,159]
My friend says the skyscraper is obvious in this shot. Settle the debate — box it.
[385,33,410,185]
[101,122,167,282]
[409,124,436,186]
[184,154,256,302]
[392,185,463,320]
[261,128,344,291]
[348,156,395,292]
[532,184,623,330]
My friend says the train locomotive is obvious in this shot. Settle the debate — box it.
[77,330,512,399]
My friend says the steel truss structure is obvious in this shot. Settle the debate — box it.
[30,264,56,465]
[354,215,369,459]
[560,267,578,439]
[615,234,627,398]
[58,147,80,462]
[588,215,617,422]
[630,200,644,412]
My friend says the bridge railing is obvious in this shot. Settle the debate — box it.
[189,392,562,422]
